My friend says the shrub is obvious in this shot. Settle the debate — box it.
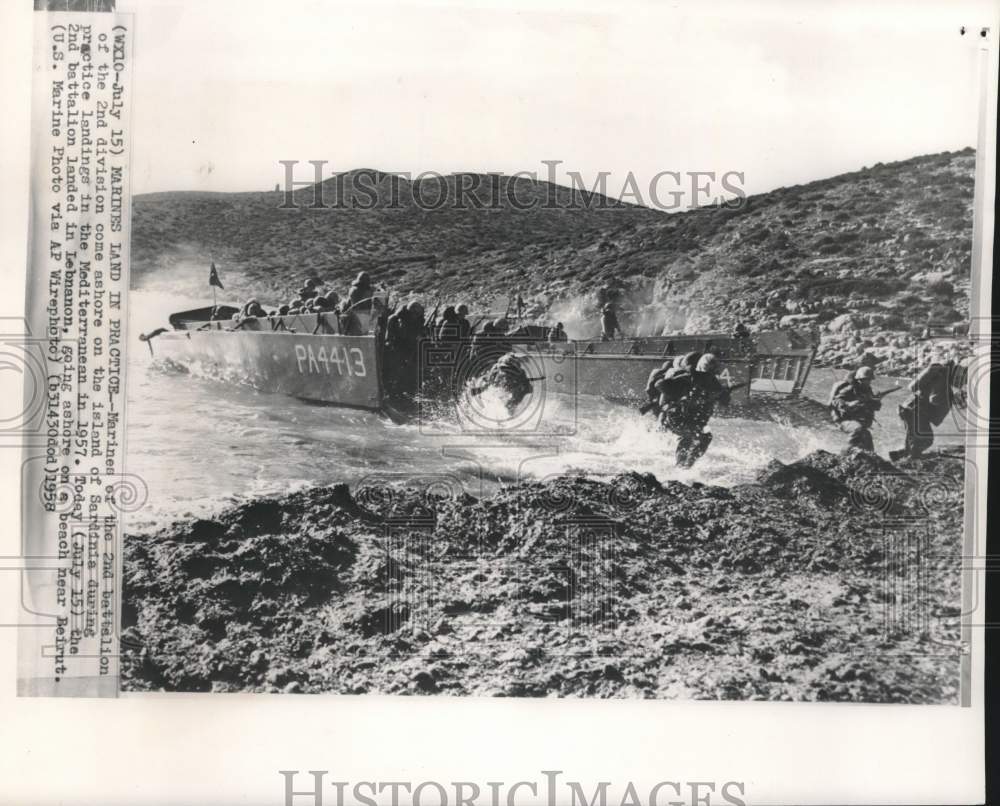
[926,279,954,297]
[797,276,903,301]
[928,304,962,323]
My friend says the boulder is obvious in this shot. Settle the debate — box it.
[864,313,891,327]
[827,313,860,334]
[779,313,820,328]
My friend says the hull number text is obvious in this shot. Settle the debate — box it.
[294,343,367,377]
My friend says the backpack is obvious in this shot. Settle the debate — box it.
[828,378,853,407]
[655,369,693,405]
[646,367,669,398]
[828,379,856,423]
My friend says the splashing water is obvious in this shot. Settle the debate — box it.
[545,287,703,340]
[546,294,599,340]
[126,290,902,528]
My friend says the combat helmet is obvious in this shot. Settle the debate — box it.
[676,351,702,371]
[697,353,720,374]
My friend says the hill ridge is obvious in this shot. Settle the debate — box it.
[131,148,974,373]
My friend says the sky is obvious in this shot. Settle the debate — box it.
[121,0,996,203]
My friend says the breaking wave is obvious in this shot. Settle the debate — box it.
[127,290,892,526]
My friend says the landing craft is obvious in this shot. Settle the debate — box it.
[140,303,818,423]
[498,323,818,421]
[143,305,387,412]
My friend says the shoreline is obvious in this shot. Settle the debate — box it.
[122,447,965,700]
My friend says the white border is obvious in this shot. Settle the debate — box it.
[0,1,990,804]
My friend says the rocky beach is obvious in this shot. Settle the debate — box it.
[123,148,976,700]
[122,447,966,701]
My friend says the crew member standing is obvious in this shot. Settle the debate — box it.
[601,303,622,341]
[347,271,374,310]
[436,306,461,342]
[298,278,319,304]
[456,304,472,341]
[548,322,568,343]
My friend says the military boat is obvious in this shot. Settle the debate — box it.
[140,304,818,422]
[141,304,387,411]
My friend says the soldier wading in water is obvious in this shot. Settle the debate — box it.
[654,352,736,468]
[472,353,545,415]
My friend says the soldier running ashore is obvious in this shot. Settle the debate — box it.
[828,366,888,452]
[639,351,702,417]
[655,353,736,468]
[888,358,968,460]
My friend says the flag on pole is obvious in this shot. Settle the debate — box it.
[208,262,224,289]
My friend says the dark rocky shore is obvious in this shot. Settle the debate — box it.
[122,449,966,701]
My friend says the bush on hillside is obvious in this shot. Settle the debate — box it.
[926,279,954,297]
[928,304,962,323]
[797,276,904,301]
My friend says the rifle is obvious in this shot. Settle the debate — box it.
[343,295,380,315]
[469,375,546,397]
[426,298,442,339]
[874,386,905,400]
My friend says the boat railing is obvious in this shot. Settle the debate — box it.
[175,309,380,337]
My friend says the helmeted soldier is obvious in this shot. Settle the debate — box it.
[656,353,731,467]
[889,359,968,460]
[484,353,534,413]
[298,278,319,303]
[829,366,882,452]
[436,306,460,342]
[601,303,621,341]
[456,304,472,341]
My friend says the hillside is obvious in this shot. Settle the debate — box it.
[131,169,663,299]
[132,150,976,372]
